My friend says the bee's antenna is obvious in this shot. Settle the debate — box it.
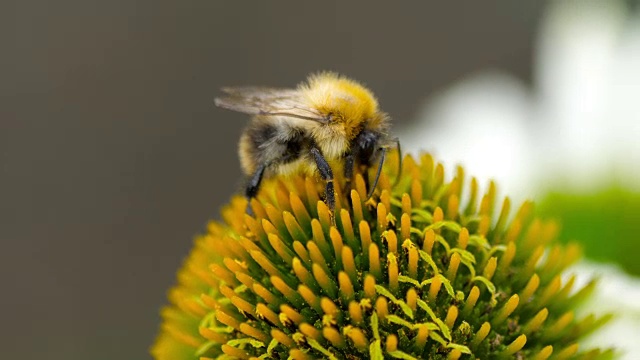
[366,147,387,201]
[392,137,402,188]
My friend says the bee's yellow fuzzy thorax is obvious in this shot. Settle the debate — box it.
[301,73,379,138]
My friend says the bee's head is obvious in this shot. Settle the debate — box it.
[301,72,385,138]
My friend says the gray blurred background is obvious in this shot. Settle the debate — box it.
[2,2,544,359]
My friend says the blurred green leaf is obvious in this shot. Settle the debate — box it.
[537,186,640,276]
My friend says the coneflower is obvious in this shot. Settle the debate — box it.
[152,153,611,359]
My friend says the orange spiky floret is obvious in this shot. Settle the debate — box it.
[152,153,611,359]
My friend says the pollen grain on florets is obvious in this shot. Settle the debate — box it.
[152,153,612,360]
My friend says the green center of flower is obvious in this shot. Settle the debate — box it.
[152,153,611,360]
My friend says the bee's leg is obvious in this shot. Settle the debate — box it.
[392,137,403,188]
[245,163,267,216]
[310,147,335,224]
[366,146,387,201]
[343,151,355,196]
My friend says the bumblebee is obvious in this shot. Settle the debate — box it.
[215,72,398,216]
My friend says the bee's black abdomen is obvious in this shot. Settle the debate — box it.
[246,122,306,166]
[249,123,278,152]
[281,132,304,163]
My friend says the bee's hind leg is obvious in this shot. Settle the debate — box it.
[310,147,335,225]
[245,163,267,216]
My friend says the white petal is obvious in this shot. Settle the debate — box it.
[570,261,640,359]
[400,71,533,204]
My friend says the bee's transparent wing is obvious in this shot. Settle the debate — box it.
[214,87,328,122]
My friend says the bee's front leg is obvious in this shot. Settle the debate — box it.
[391,137,402,188]
[310,147,335,225]
[366,146,387,201]
[245,163,267,216]
[343,151,355,195]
